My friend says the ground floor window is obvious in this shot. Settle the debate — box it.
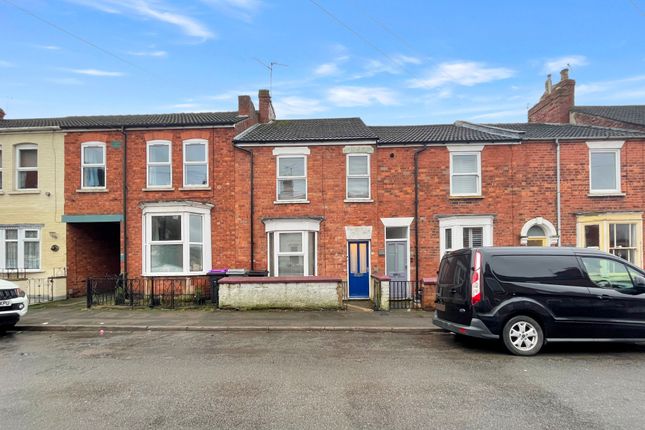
[0,226,41,271]
[264,218,321,277]
[142,203,212,276]
[439,216,494,257]
[520,217,558,247]
[577,213,643,266]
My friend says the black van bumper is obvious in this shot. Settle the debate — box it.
[433,313,499,340]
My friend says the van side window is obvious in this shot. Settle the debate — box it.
[491,255,585,285]
[580,257,639,293]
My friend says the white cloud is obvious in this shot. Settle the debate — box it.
[273,96,326,117]
[543,55,588,73]
[69,0,215,39]
[352,54,422,79]
[0,60,15,68]
[36,45,62,50]
[314,62,340,77]
[577,74,645,96]
[469,109,526,120]
[47,77,84,85]
[68,68,125,77]
[199,0,262,22]
[409,61,515,89]
[327,86,398,107]
[128,50,168,57]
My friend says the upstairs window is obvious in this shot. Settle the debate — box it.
[183,139,208,187]
[346,154,370,199]
[448,145,482,197]
[147,140,172,188]
[81,142,106,189]
[276,156,307,201]
[588,141,623,195]
[16,144,38,190]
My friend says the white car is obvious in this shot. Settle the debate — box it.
[0,279,29,330]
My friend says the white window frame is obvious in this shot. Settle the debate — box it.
[182,138,209,188]
[81,142,106,189]
[346,153,371,200]
[264,218,321,276]
[141,203,212,276]
[15,143,38,190]
[275,155,308,202]
[439,216,494,258]
[146,140,172,189]
[0,145,3,191]
[0,226,42,272]
[448,145,483,197]
[588,149,621,194]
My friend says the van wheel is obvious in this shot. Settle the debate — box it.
[502,316,544,356]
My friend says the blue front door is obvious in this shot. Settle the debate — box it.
[348,241,369,298]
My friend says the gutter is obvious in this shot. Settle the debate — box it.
[413,144,429,285]
[556,138,561,246]
[235,146,255,270]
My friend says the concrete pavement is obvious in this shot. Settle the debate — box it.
[17,298,439,333]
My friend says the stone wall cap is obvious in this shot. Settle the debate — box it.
[219,276,341,284]
[371,274,390,281]
[422,277,438,284]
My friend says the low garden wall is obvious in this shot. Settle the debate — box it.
[218,276,343,310]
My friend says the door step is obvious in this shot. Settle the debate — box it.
[345,300,374,313]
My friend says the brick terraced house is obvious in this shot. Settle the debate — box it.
[235,118,645,299]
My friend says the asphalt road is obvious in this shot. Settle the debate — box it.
[1,330,644,430]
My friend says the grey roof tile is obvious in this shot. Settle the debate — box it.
[235,118,377,142]
[0,112,244,129]
[488,123,645,139]
[570,105,645,127]
[370,124,518,144]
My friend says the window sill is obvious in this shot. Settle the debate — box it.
[588,192,625,197]
[344,198,373,203]
[8,190,41,195]
[179,187,211,191]
[142,187,175,192]
[142,272,207,277]
[274,200,310,205]
[76,188,109,193]
[449,195,483,200]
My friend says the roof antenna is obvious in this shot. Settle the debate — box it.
[253,58,288,92]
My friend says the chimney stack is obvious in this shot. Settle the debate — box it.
[258,89,275,124]
[528,69,575,124]
[0,108,5,120]
[237,94,259,124]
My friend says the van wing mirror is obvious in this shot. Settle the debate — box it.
[634,275,645,288]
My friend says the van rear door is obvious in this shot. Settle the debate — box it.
[436,251,472,326]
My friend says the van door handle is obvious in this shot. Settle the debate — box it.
[450,288,457,295]
[597,294,612,300]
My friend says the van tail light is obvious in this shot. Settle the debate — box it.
[471,250,482,305]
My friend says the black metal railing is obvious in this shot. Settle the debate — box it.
[86,276,212,309]
[389,280,422,310]
[26,278,56,304]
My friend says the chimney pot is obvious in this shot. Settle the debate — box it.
[0,108,5,120]
[545,74,553,94]
[560,68,569,81]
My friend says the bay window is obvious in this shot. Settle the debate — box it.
[183,139,208,187]
[16,144,38,190]
[265,218,320,276]
[0,226,41,271]
[439,216,493,257]
[0,146,3,190]
[81,142,106,189]
[577,213,642,266]
[142,203,212,276]
[147,140,172,188]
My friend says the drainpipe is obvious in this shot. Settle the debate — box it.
[120,127,128,279]
[414,144,429,284]
[236,146,254,270]
[556,138,561,246]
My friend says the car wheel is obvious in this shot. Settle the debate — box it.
[502,316,544,356]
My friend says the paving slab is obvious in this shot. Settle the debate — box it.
[17,298,440,333]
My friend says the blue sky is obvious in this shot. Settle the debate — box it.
[1,0,644,125]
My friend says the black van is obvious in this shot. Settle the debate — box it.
[433,247,645,355]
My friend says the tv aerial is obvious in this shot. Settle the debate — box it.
[253,58,288,92]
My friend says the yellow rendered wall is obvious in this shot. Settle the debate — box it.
[0,131,67,281]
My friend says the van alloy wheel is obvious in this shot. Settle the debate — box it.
[502,316,544,356]
[509,321,538,351]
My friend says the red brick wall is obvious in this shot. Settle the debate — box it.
[570,112,645,132]
[528,79,575,123]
